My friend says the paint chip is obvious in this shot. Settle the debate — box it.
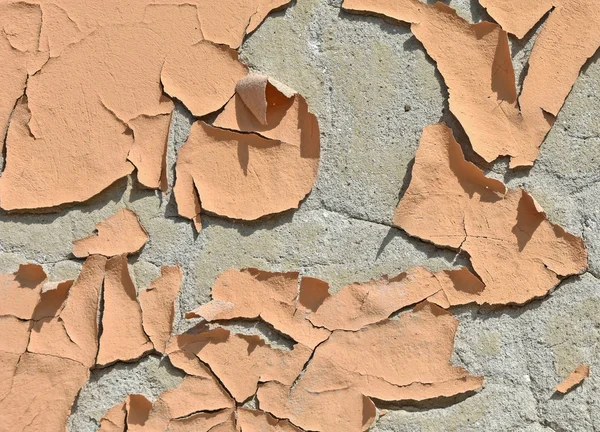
[554,364,590,394]
[156,375,234,418]
[174,75,320,230]
[0,352,89,431]
[394,123,588,305]
[185,268,330,349]
[97,254,153,366]
[341,0,599,167]
[72,209,149,258]
[139,265,183,353]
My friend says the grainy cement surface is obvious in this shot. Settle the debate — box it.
[0,0,599,431]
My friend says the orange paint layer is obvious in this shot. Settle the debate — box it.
[237,408,302,431]
[258,302,483,432]
[99,401,127,432]
[175,75,319,230]
[167,328,311,403]
[309,266,483,330]
[28,255,106,367]
[185,268,330,349]
[0,2,46,152]
[0,4,250,210]
[139,265,183,353]
[98,263,485,431]
[554,364,590,394]
[341,0,599,167]
[0,256,106,431]
[127,106,174,191]
[97,254,153,366]
[394,123,587,305]
[72,209,149,258]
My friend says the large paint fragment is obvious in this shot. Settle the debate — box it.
[0,4,247,210]
[167,328,312,403]
[481,0,600,121]
[259,302,482,432]
[28,255,106,367]
[128,267,481,431]
[0,0,293,210]
[72,209,149,258]
[394,123,587,305]
[0,2,46,149]
[185,268,331,349]
[174,75,320,231]
[139,265,183,353]
[341,0,600,167]
[0,257,106,431]
[97,255,153,366]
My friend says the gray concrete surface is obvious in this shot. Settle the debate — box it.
[0,0,598,430]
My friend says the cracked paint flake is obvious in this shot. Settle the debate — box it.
[166,327,313,403]
[341,0,600,167]
[0,256,106,431]
[394,123,588,305]
[159,40,248,118]
[28,255,105,368]
[166,409,236,432]
[258,302,483,432]
[0,3,250,211]
[97,267,482,432]
[101,384,286,431]
[139,265,183,353]
[72,209,149,258]
[0,2,46,149]
[481,0,600,121]
[96,254,153,366]
[188,267,486,337]
[0,352,89,431]
[236,408,302,432]
[98,401,127,432]
[185,268,331,349]
[93,263,484,431]
[308,266,485,331]
[554,364,590,394]
[0,263,48,319]
[174,75,320,230]
[126,103,174,191]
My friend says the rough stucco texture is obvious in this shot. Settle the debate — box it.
[0,0,599,431]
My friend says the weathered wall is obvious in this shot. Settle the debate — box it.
[0,0,598,430]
